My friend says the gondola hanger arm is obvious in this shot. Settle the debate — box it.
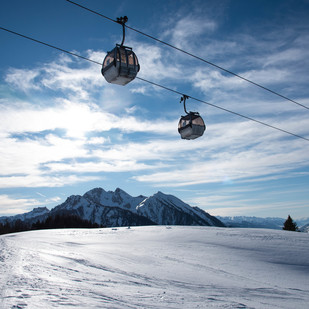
[180,94,190,114]
[116,16,128,46]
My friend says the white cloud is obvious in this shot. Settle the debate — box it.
[4,51,105,100]
[5,68,42,92]
[130,87,147,94]
[41,62,102,100]
[133,43,182,82]
[0,104,178,188]
[206,201,309,217]
[87,136,109,145]
[1,76,308,191]
[133,118,309,187]
[0,57,180,189]
[0,174,101,189]
[163,15,217,50]
[263,48,306,68]
[1,21,309,222]
[0,195,41,215]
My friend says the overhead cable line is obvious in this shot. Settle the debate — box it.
[136,77,309,142]
[65,0,309,111]
[1,26,309,142]
[0,26,101,66]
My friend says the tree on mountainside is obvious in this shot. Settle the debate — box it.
[0,214,101,235]
[31,214,101,230]
[282,215,298,231]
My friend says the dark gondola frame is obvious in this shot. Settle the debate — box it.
[178,95,206,140]
[101,16,140,85]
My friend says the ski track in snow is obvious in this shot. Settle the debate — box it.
[0,226,308,309]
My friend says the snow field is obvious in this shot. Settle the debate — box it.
[0,226,308,308]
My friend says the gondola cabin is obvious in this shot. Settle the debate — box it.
[102,44,140,86]
[178,112,206,140]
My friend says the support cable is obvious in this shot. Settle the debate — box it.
[1,25,308,142]
[65,0,309,111]
[0,26,101,66]
[136,77,309,142]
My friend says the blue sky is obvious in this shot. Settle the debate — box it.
[1,0,309,218]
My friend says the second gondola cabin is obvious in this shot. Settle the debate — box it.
[178,112,206,140]
[102,44,140,86]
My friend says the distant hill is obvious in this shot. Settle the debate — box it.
[218,216,309,231]
[299,223,309,233]
[296,218,309,230]
[0,207,50,225]
[217,216,285,229]
[0,188,224,233]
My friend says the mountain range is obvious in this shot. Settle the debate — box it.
[218,216,309,231]
[0,188,224,228]
[1,188,308,232]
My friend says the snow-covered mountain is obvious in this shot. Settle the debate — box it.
[296,217,309,229]
[51,188,223,227]
[83,187,146,212]
[137,191,224,226]
[1,188,223,228]
[50,191,154,227]
[300,223,309,233]
[0,207,50,225]
[3,192,308,232]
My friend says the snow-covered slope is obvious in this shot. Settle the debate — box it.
[1,226,308,308]
[137,191,224,226]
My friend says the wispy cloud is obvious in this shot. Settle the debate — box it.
[1,3,309,218]
[133,118,309,187]
[162,13,218,51]
[1,49,308,193]
[0,195,41,215]
[206,201,309,218]
[5,68,42,92]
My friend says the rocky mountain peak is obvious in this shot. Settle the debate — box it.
[1,187,225,228]
[83,187,106,200]
[115,187,123,193]
[30,207,50,214]
[112,188,130,204]
[152,191,167,200]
